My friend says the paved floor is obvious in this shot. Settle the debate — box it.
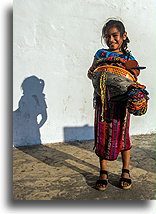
[13,134,155,200]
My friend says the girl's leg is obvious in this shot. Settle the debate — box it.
[100,158,107,171]
[121,149,131,187]
[96,158,108,189]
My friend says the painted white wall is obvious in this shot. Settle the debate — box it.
[13,0,156,146]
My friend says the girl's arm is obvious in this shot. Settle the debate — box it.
[87,57,98,79]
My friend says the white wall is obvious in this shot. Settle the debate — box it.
[13,0,156,146]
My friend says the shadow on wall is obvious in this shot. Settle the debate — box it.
[13,76,48,147]
[63,124,94,142]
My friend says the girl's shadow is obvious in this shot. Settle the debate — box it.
[13,76,48,146]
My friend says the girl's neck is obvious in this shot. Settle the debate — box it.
[107,48,123,54]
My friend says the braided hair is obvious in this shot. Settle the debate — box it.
[101,19,130,56]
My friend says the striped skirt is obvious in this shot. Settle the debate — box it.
[94,96,131,161]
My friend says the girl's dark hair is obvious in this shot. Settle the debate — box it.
[102,19,130,55]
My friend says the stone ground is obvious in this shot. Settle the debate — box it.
[13,134,155,200]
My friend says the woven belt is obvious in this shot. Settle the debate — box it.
[94,65,136,82]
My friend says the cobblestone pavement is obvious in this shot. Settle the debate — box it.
[13,134,155,200]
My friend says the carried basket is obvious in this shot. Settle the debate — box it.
[92,65,149,116]
[92,65,136,99]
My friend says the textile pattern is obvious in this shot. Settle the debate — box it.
[93,49,134,160]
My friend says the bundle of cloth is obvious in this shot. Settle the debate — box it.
[127,82,149,116]
[92,56,149,116]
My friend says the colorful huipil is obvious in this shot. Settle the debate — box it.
[90,49,138,161]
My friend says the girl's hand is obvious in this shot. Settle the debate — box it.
[129,68,140,80]
[87,69,93,79]
[87,57,98,79]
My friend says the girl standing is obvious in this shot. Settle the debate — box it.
[87,19,140,191]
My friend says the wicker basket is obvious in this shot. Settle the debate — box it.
[92,65,136,99]
[94,65,136,81]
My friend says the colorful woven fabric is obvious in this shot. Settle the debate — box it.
[95,49,136,61]
[93,49,135,160]
[127,83,149,116]
[94,97,131,161]
[96,56,128,70]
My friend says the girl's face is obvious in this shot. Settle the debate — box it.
[104,27,127,53]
